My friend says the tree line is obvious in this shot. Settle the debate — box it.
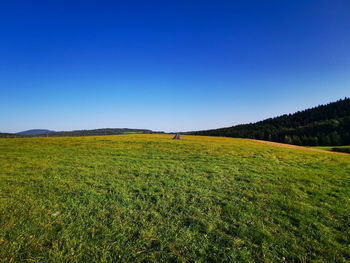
[188,98,350,146]
[39,128,155,137]
[1,129,165,138]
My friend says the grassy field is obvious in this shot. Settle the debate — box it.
[313,146,350,154]
[0,134,349,262]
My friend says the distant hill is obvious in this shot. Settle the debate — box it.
[3,128,164,138]
[38,128,163,137]
[17,129,55,135]
[188,98,350,146]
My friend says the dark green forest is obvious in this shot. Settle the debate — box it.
[188,98,350,146]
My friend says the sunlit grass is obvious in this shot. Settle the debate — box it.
[0,134,349,262]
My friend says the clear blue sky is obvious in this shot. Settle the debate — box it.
[1,0,349,133]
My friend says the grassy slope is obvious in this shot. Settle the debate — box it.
[0,134,349,262]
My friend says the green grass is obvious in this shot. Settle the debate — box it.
[313,145,350,154]
[0,134,349,262]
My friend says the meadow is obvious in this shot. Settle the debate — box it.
[0,134,349,262]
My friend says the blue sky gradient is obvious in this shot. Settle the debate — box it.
[1,0,349,132]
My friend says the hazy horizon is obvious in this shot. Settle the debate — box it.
[1,1,349,133]
[2,97,348,134]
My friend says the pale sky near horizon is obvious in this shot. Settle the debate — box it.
[1,1,349,133]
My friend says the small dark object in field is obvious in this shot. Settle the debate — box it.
[173,134,181,140]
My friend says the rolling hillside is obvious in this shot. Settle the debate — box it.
[17,129,55,135]
[41,128,157,137]
[0,134,349,262]
[188,98,350,146]
[4,128,164,138]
